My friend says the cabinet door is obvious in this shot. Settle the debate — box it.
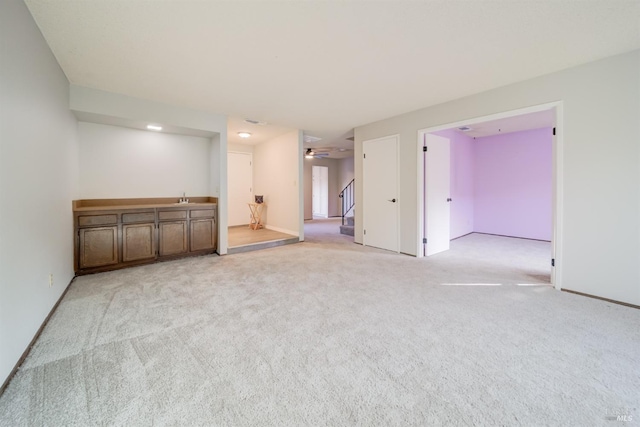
[79,226,118,269]
[190,218,216,251]
[159,221,188,256]
[122,223,156,262]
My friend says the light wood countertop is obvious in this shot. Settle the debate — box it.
[73,197,218,212]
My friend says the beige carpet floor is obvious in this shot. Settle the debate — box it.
[1,219,638,426]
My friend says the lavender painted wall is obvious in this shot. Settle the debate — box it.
[474,127,553,241]
[433,129,475,239]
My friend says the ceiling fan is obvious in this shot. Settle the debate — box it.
[305,147,353,158]
[305,148,329,158]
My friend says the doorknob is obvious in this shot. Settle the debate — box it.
[388,198,396,203]
[447,198,452,202]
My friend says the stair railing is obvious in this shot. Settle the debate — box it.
[339,179,355,225]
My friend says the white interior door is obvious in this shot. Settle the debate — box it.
[363,135,399,252]
[424,134,451,256]
[227,152,253,226]
[312,165,328,218]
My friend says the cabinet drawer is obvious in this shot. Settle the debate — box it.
[122,212,155,223]
[78,214,117,227]
[190,209,215,219]
[158,210,187,220]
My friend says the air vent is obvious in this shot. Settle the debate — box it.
[304,135,322,143]
[458,126,472,132]
[244,119,268,126]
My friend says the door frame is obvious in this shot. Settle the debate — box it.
[416,101,564,290]
[363,134,401,253]
[227,151,253,227]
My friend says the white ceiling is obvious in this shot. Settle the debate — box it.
[25,0,640,151]
[73,111,217,138]
[227,116,293,146]
[452,109,556,138]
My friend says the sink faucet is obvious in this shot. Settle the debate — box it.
[179,192,189,204]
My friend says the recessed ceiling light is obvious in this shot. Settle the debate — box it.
[238,132,252,138]
[147,124,162,131]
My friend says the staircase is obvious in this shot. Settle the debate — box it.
[339,179,355,236]
[339,215,355,236]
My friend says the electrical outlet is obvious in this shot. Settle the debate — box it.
[49,273,53,288]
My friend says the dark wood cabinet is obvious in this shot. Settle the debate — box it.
[122,223,156,262]
[189,208,216,252]
[158,221,188,256]
[78,226,119,269]
[190,219,215,251]
[122,211,156,263]
[73,199,217,274]
[157,209,188,258]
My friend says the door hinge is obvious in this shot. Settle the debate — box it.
[364,229,366,235]
[551,258,555,267]
[363,153,366,159]
[553,127,556,136]
[423,238,427,244]
[423,146,427,152]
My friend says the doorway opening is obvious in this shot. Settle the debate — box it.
[226,149,298,254]
[228,151,253,227]
[312,165,329,219]
[417,102,563,290]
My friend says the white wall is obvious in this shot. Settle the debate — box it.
[303,157,340,219]
[253,131,302,236]
[211,133,227,254]
[210,135,222,198]
[227,143,254,228]
[355,50,640,305]
[338,157,355,191]
[0,0,79,385]
[228,142,254,154]
[78,122,211,198]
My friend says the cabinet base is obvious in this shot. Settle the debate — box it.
[75,249,218,275]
